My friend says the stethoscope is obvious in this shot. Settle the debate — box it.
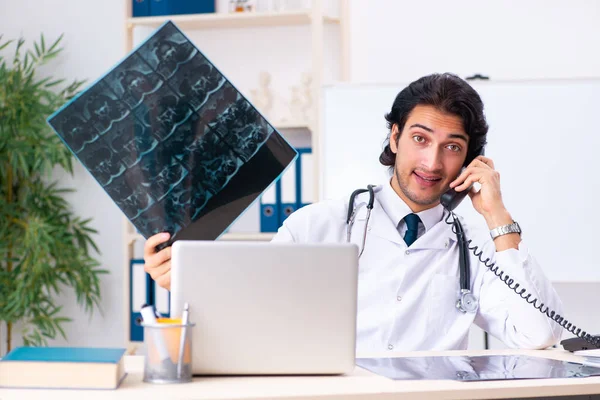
[345,184,479,314]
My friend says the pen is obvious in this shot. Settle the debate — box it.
[177,302,190,378]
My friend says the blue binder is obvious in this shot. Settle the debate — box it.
[297,147,313,209]
[149,0,215,16]
[260,182,279,232]
[271,147,313,228]
[129,258,171,342]
[129,259,147,342]
[132,0,150,17]
[278,155,298,224]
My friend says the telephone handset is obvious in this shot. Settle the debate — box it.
[439,186,470,212]
[440,148,485,211]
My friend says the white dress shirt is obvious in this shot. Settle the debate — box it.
[272,181,564,352]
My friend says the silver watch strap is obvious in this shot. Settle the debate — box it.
[490,221,521,239]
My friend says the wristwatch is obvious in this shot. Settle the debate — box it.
[489,221,521,239]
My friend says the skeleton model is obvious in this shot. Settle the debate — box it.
[300,72,313,122]
[250,71,273,118]
[288,72,313,122]
[289,86,304,121]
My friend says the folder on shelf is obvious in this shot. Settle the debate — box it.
[129,259,148,342]
[297,147,314,209]
[154,280,171,316]
[279,158,297,224]
[149,0,215,16]
[132,0,150,17]
[130,258,171,342]
[259,182,278,233]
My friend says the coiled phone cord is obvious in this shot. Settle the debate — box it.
[444,211,600,348]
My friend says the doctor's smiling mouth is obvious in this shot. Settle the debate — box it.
[412,170,443,188]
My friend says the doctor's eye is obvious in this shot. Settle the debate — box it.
[412,135,425,144]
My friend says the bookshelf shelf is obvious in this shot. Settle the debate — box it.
[128,231,275,244]
[127,10,340,30]
[273,120,313,130]
[220,232,276,241]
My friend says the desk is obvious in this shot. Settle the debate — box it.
[1,349,600,400]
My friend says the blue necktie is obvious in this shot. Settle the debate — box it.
[403,213,421,247]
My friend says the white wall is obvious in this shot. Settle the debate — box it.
[1,0,599,351]
[348,0,600,83]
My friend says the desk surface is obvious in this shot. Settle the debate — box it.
[1,348,600,400]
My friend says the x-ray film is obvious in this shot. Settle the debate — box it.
[47,21,297,246]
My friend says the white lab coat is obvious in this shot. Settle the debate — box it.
[272,184,564,352]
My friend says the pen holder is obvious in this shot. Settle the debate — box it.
[141,319,196,384]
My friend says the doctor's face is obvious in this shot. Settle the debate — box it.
[390,105,469,212]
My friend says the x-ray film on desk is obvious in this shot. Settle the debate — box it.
[356,355,600,381]
[47,21,297,245]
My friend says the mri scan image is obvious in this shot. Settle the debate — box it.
[47,21,297,243]
[105,53,164,109]
[102,115,159,168]
[168,52,226,111]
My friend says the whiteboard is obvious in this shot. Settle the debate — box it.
[321,79,600,282]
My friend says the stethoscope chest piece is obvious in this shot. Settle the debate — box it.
[456,289,479,313]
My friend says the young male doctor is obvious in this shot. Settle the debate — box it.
[144,73,564,352]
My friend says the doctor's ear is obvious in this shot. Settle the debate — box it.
[390,124,401,154]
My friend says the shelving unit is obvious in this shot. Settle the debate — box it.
[125,231,274,246]
[122,0,350,348]
[125,9,340,30]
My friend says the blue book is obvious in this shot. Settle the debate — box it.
[0,347,127,389]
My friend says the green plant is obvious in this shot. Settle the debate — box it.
[0,34,107,353]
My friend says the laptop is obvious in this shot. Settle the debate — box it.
[170,240,359,375]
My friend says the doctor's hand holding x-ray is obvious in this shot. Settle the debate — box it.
[144,73,564,352]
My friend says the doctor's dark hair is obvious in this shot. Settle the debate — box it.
[379,73,488,168]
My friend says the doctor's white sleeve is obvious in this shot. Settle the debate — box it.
[472,235,565,349]
[270,222,297,243]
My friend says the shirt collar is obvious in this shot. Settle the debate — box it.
[378,179,445,232]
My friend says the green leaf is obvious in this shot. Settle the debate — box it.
[47,34,63,54]
[15,37,25,59]
[0,38,14,52]
[44,78,64,88]
[44,50,61,61]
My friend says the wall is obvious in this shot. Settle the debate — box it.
[348,0,600,83]
[1,0,599,352]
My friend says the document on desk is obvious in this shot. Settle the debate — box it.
[356,355,600,381]
[47,21,297,245]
